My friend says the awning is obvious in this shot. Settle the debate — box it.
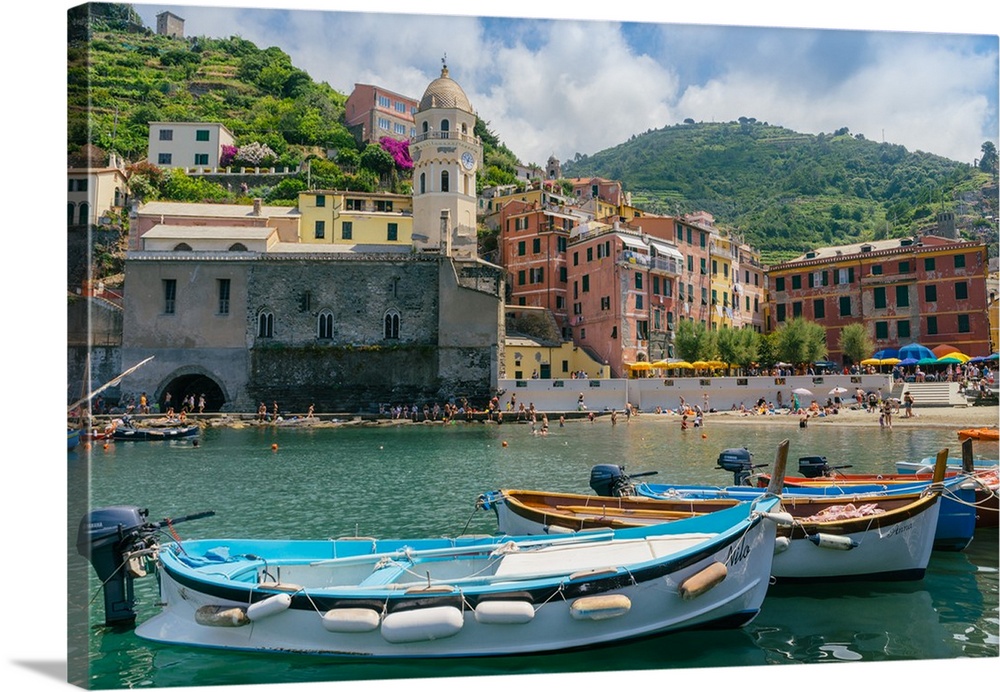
[648,239,684,260]
[618,234,645,251]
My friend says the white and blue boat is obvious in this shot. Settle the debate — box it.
[78,496,783,658]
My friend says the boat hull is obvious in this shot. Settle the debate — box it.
[486,488,942,583]
[135,502,779,658]
[112,425,199,441]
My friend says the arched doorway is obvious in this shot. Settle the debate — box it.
[158,372,227,413]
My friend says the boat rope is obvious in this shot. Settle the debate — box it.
[164,518,189,556]
[459,501,482,536]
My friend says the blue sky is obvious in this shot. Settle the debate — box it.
[129,0,998,166]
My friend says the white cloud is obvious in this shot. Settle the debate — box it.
[132,2,998,166]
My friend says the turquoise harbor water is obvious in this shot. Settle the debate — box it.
[69,419,998,689]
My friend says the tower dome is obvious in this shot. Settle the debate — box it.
[419,64,472,112]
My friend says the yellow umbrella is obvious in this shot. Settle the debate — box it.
[860,358,881,366]
[879,357,901,365]
[691,361,710,369]
[706,360,728,369]
[629,361,653,371]
[939,352,970,363]
[651,360,672,368]
[665,361,694,369]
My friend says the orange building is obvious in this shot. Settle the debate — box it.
[767,235,992,362]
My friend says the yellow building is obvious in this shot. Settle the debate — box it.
[297,190,413,246]
[505,334,610,380]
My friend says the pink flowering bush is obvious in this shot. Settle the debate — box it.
[220,144,239,167]
[379,136,412,170]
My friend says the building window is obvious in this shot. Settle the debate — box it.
[419,173,426,194]
[559,267,567,282]
[636,320,649,340]
[871,265,882,276]
[300,291,312,312]
[895,285,909,307]
[791,274,801,290]
[217,279,230,315]
[954,254,966,269]
[530,267,544,283]
[258,311,273,338]
[376,200,394,212]
[792,301,802,317]
[159,129,173,141]
[387,223,398,241]
[775,277,785,292]
[635,273,643,290]
[927,315,938,335]
[924,257,936,271]
[813,298,825,319]
[378,95,391,108]
[193,153,208,166]
[556,296,565,309]
[636,294,644,309]
[601,296,611,310]
[163,279,176,314]
[315,195,325,207]
[441,171,449,192]
[384,310,400,339]
[957,314,970,333]
[587,247,594,262]
[776,304,786,322]
[342,221,353,240]
[557,236,567,252]
[517,270,525,286]
[925,285,937,302]
[875,321,889,339]
[314,220,325,239]
[700,258,707,274]
[317,310,334,339]
[899,261,910,273]
[839,296,852,316]
[532,238,541,253]
[582,275,590,292]
[346,198,363,211]
[157,153,172,165]
[518,241,526,256]
[955,282,968,300]
[874,286,886,309]
[195,129,210,141]
[897,320,911,339]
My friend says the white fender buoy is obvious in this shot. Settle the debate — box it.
[381,606,464,643]
[247,593,292,621]
[808,533,858,550]
[760,511,795,526]
[195,605,250,627]
[773,536,791,553]
[474,600,535,624]
[322,608,381,633]
[569,594,631,620]
[679,562,728,600]
[544,523,575,534]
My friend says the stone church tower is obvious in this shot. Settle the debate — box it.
[410,61,482,258]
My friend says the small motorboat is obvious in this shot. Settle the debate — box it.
[76,497,783,657]
[110,418,199,441]
[67,429,80,451]
[957,428,999,441]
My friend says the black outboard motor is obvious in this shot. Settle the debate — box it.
[798,456,853,478]
[716,447,764,486]
[77,505,215,626]
[589,464,658,497]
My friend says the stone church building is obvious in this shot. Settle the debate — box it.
[119,66,505,413]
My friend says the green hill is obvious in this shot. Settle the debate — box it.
[563,120,998,263]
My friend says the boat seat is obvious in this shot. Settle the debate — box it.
[357,561,410,586]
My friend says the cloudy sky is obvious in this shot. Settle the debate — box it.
[129,0,998,167]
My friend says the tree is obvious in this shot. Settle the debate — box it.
[674,319,713,362]
[715,326,760,371]
[979,141,998,174]
[773,317,827,367]
[838,323,874,366]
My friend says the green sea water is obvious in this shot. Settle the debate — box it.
[69,419,999,689]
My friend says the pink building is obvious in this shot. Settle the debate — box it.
[344,84,419,145]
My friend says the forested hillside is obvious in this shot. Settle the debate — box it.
[564,120,998,263]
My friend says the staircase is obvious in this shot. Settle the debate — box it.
[899,381,970,408]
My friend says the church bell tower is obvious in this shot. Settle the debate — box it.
[410,60,481,258]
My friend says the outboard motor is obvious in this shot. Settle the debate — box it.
[77,505,214,626]
[716,447,763,486]
[589,464,658,497]
[798,456,853,478]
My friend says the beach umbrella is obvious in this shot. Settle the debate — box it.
[691,360,710,369]
[989,353,999,361]
[880,357,901,365]
[873,348,899,360]
[629,361,653,371]
[829,386,848,395]
[936,356,965,365]
[898,343,935,361]
[917,357,939,366]
[940,352,970,363]
[898,357,919,366]
[813,360,838,369]
[651,360,672,369]
[706,360,728,369]
[860,358,881,366]
[775,362,792,368]
[792,387,813,396]
[666,361,694,369]
[932,344,961,358]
